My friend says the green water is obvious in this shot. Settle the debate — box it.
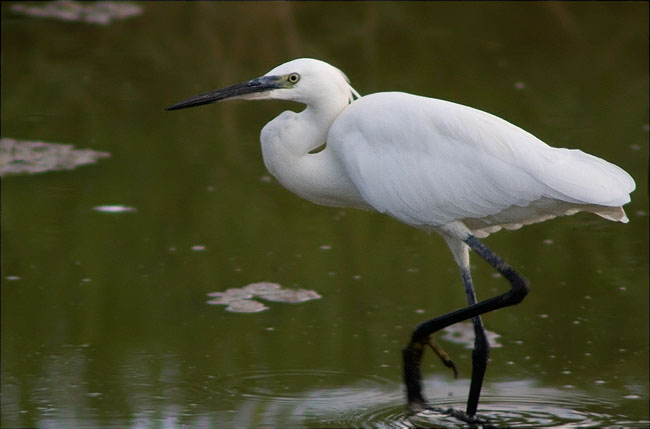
[2,2,648,427]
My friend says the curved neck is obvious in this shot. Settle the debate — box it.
[260,103,366,209]
[299,100,347,151]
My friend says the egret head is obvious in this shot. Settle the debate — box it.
[165,58,359,111]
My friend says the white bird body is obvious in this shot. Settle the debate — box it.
[167,57,636,420]
[256,59,634,240]
[329,92,634,237]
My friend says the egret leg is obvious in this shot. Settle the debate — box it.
[460,267,490,417]
[402,235,529,418]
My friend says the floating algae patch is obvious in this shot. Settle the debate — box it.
[221,300,269,314]
[9,1,141,24]
[256,288,322,303]
[11,1,142,25]
[0,138,110,176]
[206,282,321,313]
[207,288,255,303]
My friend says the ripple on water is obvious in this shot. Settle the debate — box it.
[203,373,636,428]
[212,369,392,402]
[371,379,627,428]
[206,369,398,427]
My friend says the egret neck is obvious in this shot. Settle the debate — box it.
[260,98,367,209]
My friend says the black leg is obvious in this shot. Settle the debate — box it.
[461,267,491,416]
[403,235,529,417]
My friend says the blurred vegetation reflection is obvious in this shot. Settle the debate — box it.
[1,2,648,427]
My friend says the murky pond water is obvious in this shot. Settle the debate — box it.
[2,2,648,427]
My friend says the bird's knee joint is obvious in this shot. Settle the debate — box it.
[501,276,529,306]
[511,285,529,304]
[514,277,531,300]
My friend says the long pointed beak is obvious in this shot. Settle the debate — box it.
[165,75,284,111]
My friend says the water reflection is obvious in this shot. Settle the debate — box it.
[441,321,502,349]
[199,374,646,428]
[1,1,648,428]
[6,343,645,428]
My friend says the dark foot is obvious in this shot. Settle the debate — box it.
[403,334,457,412]
[444,407,497,428]
[407,404,497,428]
[426,335,458,379]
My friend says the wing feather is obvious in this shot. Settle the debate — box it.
[328,92,635,232]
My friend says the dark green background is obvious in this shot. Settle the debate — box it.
[2,2,648,427]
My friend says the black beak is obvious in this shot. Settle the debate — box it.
[165,75,283,111]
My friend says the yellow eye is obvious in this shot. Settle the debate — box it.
[288,73,300,84]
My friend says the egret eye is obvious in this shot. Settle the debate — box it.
[288,73,300,84]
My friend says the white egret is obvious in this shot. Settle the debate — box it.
[166,58,635,422]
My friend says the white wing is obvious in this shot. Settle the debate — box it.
[328,92,635,236]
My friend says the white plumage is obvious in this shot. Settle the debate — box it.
[329,91,634,237]
[252,58,635,240]
[166,57,636,420]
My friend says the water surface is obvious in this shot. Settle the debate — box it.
[2,2,648,427]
